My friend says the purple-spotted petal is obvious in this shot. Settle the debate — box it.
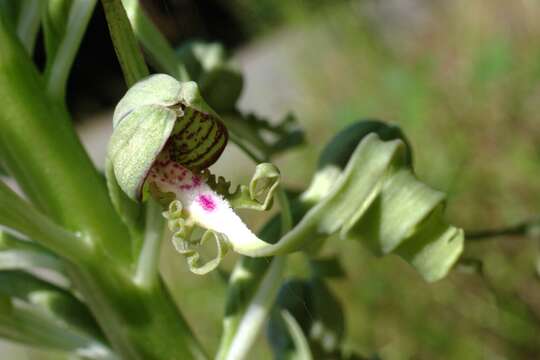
[149,158,271,254]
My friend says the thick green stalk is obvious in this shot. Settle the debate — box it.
[68,263,206,360]
[0,13,129,264]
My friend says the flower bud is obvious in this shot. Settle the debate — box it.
[108,74,228,200]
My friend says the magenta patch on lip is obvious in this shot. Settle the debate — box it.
[198,194,216,212]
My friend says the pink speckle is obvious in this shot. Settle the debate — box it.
[198,194,216,212]
[192,176,201,187]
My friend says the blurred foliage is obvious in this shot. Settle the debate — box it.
[165,1,540,359]
[282,1,540,359]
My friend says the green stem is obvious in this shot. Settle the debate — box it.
[99,2,207,358]
[225,256,286,360]
[45,0,97,102]
[133,199,164,288]
[223,188,292,360]
[465,218,540,241]
[16,0,41,54]
[277,187,293,233]
[101,0,149,86]
[217,139,293,359]
[229,132,267,165]
[121,0,188,80]
[0,6,206,359]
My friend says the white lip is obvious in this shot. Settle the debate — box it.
[149,159,271,254]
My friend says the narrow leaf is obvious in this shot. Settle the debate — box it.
[0,180,88,262]
[0,270,113,358]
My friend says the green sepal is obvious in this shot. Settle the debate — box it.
[113,73,182,127]
[105,157,144,228]
[206,163,280,211]
[108,104,177,200]
[113,73,223,126]
[109,74,229,200]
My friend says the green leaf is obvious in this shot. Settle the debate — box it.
[42,0,97,100]
[0,0,20,24]
[0,180,88,262]
[267,280,311,359]
[267,278,344,359]
[199,67,243,113]
[0,271,115,358]
[245,131,462,282]
[223,112,305,160]
[317,119,413,170]
[308,133,462,281]
[308,279,345,354]
[0,231,66,274]
[41,0,71,64]
[280,310,313,360]
[1,0,41,53]
[308,256,346,279]
[176,41,227,77]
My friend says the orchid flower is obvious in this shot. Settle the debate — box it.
[107,74,279,274]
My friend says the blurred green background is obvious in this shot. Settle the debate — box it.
[6,0,540,358]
